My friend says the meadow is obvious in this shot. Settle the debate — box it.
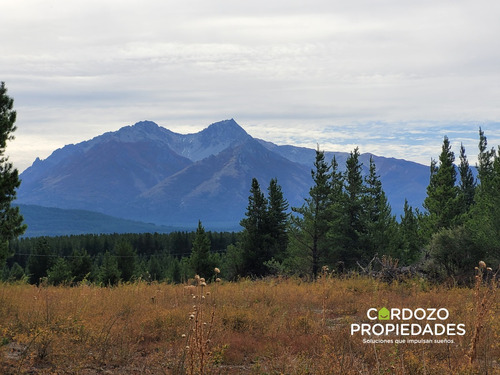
[0,273,498,375]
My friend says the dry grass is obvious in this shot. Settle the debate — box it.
[0,274,498,374]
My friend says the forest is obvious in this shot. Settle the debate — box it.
[2,128,499,286]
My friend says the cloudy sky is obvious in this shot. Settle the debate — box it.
[3,0,500,172]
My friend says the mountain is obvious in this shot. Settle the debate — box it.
[17,119,430,232]
[256,140,429,215]
[135,137,311,226]
[16,204,178,237]
[18,121,192,213]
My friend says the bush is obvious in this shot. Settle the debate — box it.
[428,226,483,283]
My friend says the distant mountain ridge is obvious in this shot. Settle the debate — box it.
[16,204,179,237]
[17,119,430,231]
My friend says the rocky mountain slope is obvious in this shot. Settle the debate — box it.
[17,119,429,229]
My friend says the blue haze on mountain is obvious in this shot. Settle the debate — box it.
[17,119,430,231]
[16,204,178,237]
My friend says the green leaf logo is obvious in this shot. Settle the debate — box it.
[378,307,390,320]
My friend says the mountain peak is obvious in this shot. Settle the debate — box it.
[203,119,248,137]
[208,118,238,128]
[133,120,160,130]
[97,120,172,146]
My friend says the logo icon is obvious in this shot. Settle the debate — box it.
[378,307,390,320]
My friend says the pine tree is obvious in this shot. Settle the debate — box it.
[99,251,121,286]
[166,256,182,283]
[339,147,365,266]
[289,149,332,277]
[189,220,214,278]
[114,241,136,282]
[148,255,164,281]
[458,143,476,214]
[477,127,495,186]
[47,257,72,285]
[398,200,422,264]
[69,249,93,283]
[8,262,25,282]
[360,156,397,260]
[326,156,346,266]
[0,83,26,266]
[27,238,55,284]
[422,136,460,236]
[266,178,289,262]
[239,178,271,276]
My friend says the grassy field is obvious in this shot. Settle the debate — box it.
[0,273,498,374]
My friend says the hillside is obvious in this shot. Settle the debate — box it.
[16,204,178,237]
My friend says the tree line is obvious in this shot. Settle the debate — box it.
[224,129,500,282]
[4,231,238,285]
[0,82,498,285]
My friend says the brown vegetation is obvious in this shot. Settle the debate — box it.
[0,272,498,374]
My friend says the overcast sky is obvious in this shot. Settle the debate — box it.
[3,0,500,172]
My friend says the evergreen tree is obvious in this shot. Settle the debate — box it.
[8,262,25,282]
[266,178,289,262]
[148,255,164,281]
[69,249,93,283]
[360,156,397,260]
[289,149,332,277]
[477,127,495,186]
[458,143,476,214]
[189,220,214,278]
[115,241,136,282]
[47,257,72,285]
[27,238,54,284]
[422,136,460,236]
[398,200,422,264]
[99,251,121,286]
[165,256,182,283]
[239,178,271,276]
[223,243,244,280]
[325,156,346,267]
[339,147,365,267]
[0,83,26,267]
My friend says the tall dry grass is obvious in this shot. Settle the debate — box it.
[0,273,498,374]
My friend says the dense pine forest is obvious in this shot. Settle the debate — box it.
[2,128,499,285]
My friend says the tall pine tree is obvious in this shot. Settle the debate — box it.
[360,156,397,260]
[422,136,460,237]
[0,83,26,267]
[266,178,289,262]
[114,241,137,282]
[289,148,332,277]
[325,156,346,267]
[458,143,476,215]
[189,220,214,278]
[339,147,365,267]
[239,178,270,276]
[398,200,422,264]
[477,127,495,186]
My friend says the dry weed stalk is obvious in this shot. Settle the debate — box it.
[318,265,331,327]
[468,260,498,364]
[177,269,221,375]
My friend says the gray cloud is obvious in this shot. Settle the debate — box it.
[2,0,500,171]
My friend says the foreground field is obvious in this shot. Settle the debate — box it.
[0,275,498,374]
